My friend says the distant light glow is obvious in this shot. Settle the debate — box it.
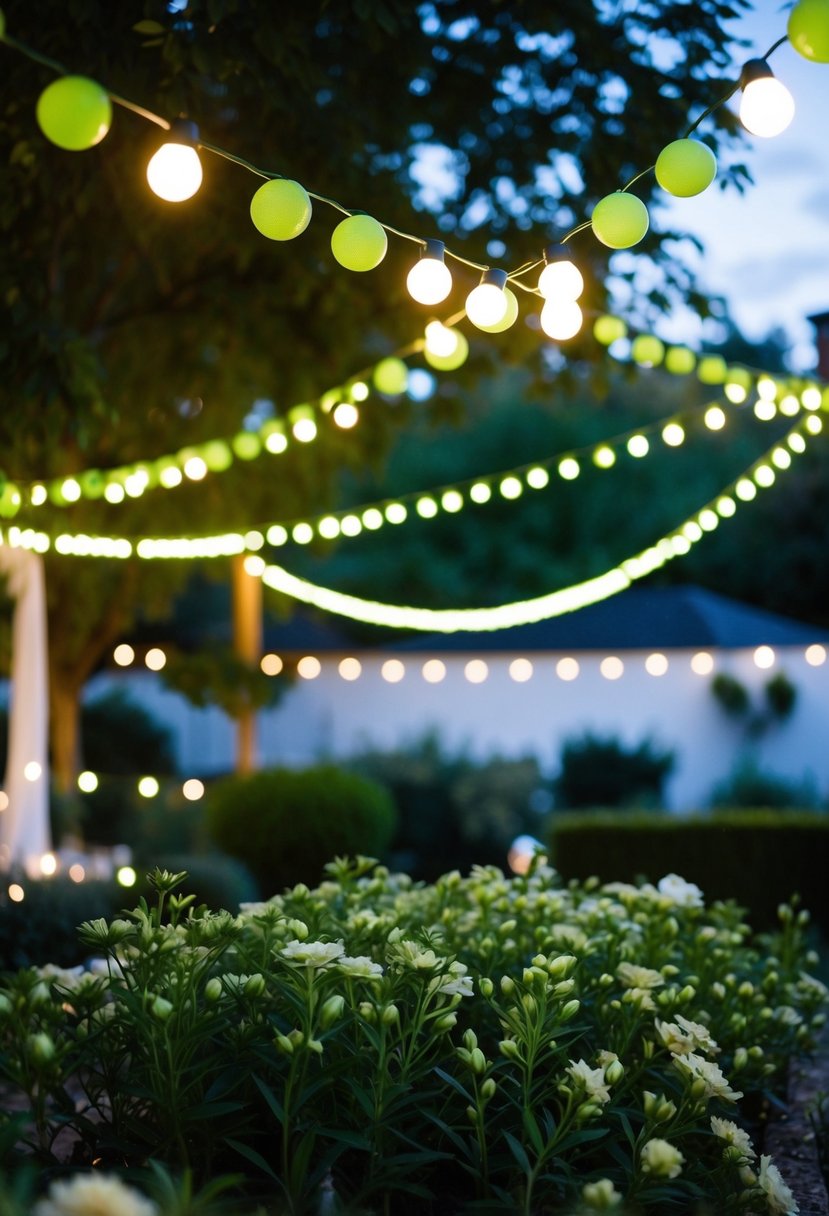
[333,402,359,429]
[138,776,160,798]
[556,657,580,681]
[422,659,446,683]
[806,644,827,667]
[754,645,775,669]
[145,647,166,671]
[8,884,24,903]
[297,656,321,679]
[24,762,42,782]
[470,483,492,504]
[292,523,314,545]
[691,651,715,675]
[645,653,668,676]
[40,852,58,877]
[627,434,649,458]
[662,423,685,447]
[509,658,533,682]
[117,865,138,887]
[385,503,407,524]
[78,770,98,793]
[69,864,85,883]
[182,778,205,801]
[558,458,580,481]
[381,659,405,683]
[704,406,726,430]
[600,656,624,680]
[465,659,489,683]
[261,653,283,676]
[338,657,362,681]
[114,644,135,667]
[500,476,523,499]
[527,467,550,490]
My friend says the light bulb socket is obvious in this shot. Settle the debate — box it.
[422,239,446,262]
[739,58,774,90]
[480,268,508,290]
[167,117,200,146]
[543,242,570,265]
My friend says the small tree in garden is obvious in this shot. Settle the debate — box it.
[0,0,751,790]
[553,732,675,809]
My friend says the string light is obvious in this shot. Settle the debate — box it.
[537,245,584,301]
[738,59,795,138]
[465,269,509,329]
[146,120,203,202]
[407,240,452,305]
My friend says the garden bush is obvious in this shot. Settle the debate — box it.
[205,765,397,891]
[552,733,675,810]
[0,877,122,971]
[351,734,544,879]
[0,859,824,1214]
[549,808,829,933]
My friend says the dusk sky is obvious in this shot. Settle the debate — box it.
[658,2,829,370]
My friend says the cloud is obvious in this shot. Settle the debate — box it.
[801,188,829,223]
[724,248,829,298]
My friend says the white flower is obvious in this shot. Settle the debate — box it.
[672,1052,742,1102]
[280,940,344,968]
[390,940,444,971]
[566,1058,611,1105]
[774,1005,803,1027]
[710,1116,756,1160]
[550,924,588,951]
[582,1177,623,1208]
[640,1137,684,1179]
[757,1154,799,1214]
[656,1016,719,1057]
[33,1173,158,1216]
[622,987,657,1012]
[337,955,384,979]
[657,873,703,907]
[617,963,664,990]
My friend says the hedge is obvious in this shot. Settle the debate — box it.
[548,809,829,932]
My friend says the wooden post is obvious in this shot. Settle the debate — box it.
[231,554,263,773]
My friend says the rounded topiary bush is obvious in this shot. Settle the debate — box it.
[204,765,397,893]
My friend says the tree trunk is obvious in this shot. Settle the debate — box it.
[231,554,263,774]
[49,670,82,798]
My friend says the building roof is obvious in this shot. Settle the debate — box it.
[264,585,829,654]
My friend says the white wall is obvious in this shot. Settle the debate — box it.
[85,644,829,811]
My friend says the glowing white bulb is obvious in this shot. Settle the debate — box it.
[538,259,584,300]
[466,282,507,328]
[424,320,459,357]
[540,299,583,340]
[739,71,794,138]
[147,141,203,202]
[333,402,359,429]
[407,245,452,305]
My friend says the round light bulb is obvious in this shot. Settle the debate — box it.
[407,243,452,305]
[739,70,795,138]
[424,320,459,357]
[538,259,584,301]
[466,282,507,329]
[147,142,203,202]
[540,299,583,341]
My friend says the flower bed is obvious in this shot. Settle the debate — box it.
[0,859,826,1214]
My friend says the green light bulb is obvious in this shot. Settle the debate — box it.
[79,469,105,498]
[631,334,665,366]
[665,346,696,375]
[373,357,408,396]
[0,483,21,517]
[697,355,728,385]
[250,179,312,240]
[232,432,262,460]
[655,139,717,197]
[788,0,829,61]
[593,315,627,345]
[203,440,233,472]
[591,192,649,249]
[36,75,112,151]
[331,214,388,271]
[424,330,469,371]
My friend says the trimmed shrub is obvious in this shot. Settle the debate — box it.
[549,808,829,931]
[709,757,821,809]
[82,688,176,774]
[205,765,397,892]
[552,732,674,809]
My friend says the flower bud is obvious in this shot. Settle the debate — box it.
[604,1059,624,1085]
[289,918,309,940]
[576,1102,601,1121]
[599,973,614,987]
[499,1038,521,1061]
[481,1077,497,1101]
[499,919,517,937]
[470,1047,487,1075]
[548,954,576,979]
[307,1038,324,1054]
[733,1047,748,1071]
[28,1032,55,1063]
[553,979,575,998]
[466,1104,479,1125]
[677,985,696,1004]
[479,977,494,999]
[292,883,310,899]
[711,982,726,1001]
[560,999,580,1022]
[433,1012,457,1033]
[0,993,12,1018]
[320,994,345,1029]
[288,1028,304,1047]
[275,1033,294,1055]
[204,977,222,1002]
[358,1001,376,1024]
[748,1045,764,1059]
[521,993,537,1015]
[151,996,173,1021]
[244,974,266,998]
[737,982,754,999]
[381,1003,400,1026]
[500,976,516,997]
[463,1028,478,1051]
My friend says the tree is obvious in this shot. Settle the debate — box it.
[0,0,752,792]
